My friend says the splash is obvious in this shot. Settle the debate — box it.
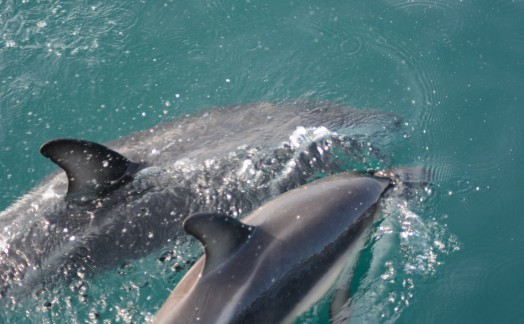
[342,189,460,323]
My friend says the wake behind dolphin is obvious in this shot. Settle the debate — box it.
[0,101,401,300]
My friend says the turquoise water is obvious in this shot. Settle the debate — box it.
[0,1,523,323]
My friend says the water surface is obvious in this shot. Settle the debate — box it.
[1,1,523,323]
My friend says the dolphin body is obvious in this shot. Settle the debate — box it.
[0,102,400,298]
[154,172,393,324]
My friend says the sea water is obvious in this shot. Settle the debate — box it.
[0,1,523,323]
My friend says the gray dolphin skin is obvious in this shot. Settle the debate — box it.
[154,172,393,324]
[0,102,400,298]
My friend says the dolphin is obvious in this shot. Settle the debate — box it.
[154,171,396,324]
[0,102,401,298]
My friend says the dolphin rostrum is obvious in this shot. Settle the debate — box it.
[0,102,401,299]
[154,172,394,323]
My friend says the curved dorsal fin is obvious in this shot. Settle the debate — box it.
[183,213,254,274]
[40,139,140,201]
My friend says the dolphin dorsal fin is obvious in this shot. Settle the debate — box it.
[40,139,140,201]
[183,213,254,274]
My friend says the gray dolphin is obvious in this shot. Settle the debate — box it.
[0,102,400,298]
[154,172,395,324]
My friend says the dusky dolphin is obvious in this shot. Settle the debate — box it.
[154,171,396,324]
[0,102,401,298]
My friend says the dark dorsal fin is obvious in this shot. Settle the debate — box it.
[40,139,141,201]
[183,213,254,274]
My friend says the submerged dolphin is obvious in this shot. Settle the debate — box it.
[154,172,396,324]
[0,102,400,298]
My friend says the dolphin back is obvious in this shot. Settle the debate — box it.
[154,173,392,324]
